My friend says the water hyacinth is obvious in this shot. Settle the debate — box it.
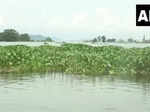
[0,43,150,75]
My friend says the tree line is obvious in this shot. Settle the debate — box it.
[0,29,31,41]
[85,35,116,43]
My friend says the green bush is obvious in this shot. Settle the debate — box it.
[0,44,150,75]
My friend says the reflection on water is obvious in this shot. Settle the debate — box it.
[0,73,150,112]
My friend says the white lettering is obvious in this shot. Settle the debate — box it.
[138,10,148,22]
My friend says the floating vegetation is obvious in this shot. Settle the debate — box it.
[0,43,150,75]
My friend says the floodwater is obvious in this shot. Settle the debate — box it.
[0,73,150,112]
[0,42,62,46]
[0,42,150,48]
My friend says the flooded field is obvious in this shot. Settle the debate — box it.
[0,73,150,112]
[0,42,150,48]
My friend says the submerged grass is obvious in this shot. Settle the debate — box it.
[0,43,150,75]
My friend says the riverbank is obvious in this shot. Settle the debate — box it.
[0,43,150,75]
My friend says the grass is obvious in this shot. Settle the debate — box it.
[0,43,150,75]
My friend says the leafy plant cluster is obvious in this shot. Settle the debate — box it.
[0,43,150,75]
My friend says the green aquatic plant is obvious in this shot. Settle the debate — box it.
[0,44,150,75]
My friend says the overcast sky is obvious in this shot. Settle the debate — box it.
[0,0,150,40]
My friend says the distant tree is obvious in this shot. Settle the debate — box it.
[91,35,107,43]
[101,35,106,42]
[0,29,31,41]
[97,35,101,41]
[0,29,20,41]
[107,38,116,42]
[92,38,97,43]
[20,33,31,41]
[0,33,3,41]
[45,37,53,42]
[128,38,134,43]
